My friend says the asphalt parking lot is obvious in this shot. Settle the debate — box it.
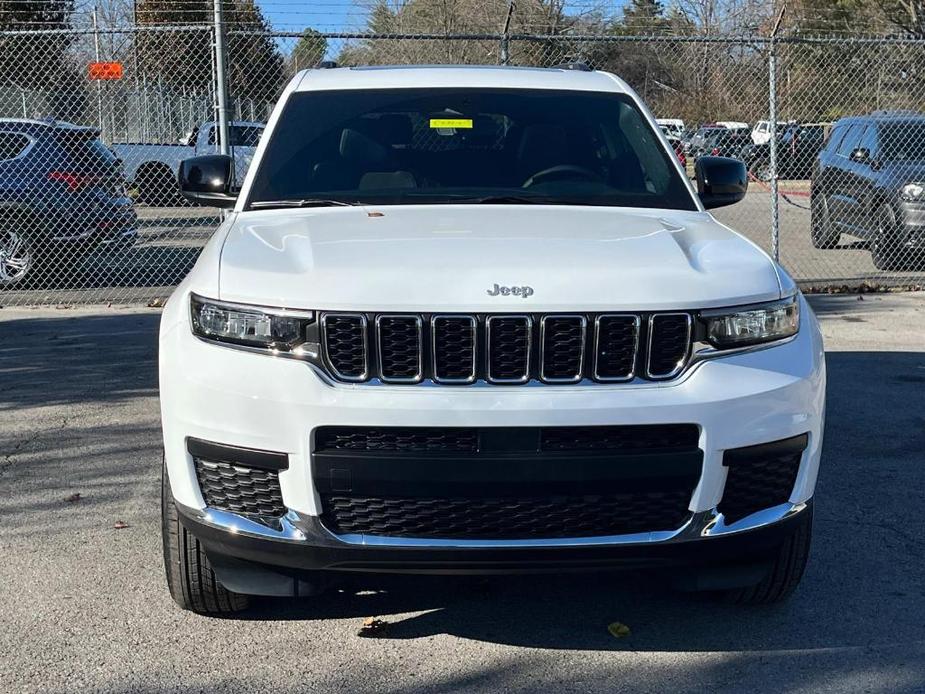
[0,294,923,693]
[2,188,923,308]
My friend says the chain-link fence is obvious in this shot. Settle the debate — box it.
[1,24,924,306]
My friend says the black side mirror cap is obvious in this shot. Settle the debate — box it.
[849,147,871,164]
[178,155,237,208]
[695,156,747,209]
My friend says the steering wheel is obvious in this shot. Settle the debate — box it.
[522,164,603,188]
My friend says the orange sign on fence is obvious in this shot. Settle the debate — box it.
[88,62,124,80]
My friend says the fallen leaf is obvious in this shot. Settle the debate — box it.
[607,621,631,639]
[64,493,81,503]
[113,520,130,530]
[358,617,390,638]
[147,297,164,308]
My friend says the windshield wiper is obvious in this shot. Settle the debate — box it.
[249,199,359,209]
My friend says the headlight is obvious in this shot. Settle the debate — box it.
[702,296,799,348]
[901,182,925,202]
[190,294,315,354]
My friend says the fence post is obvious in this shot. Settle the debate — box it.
[212,0,231,156]
[768,8,785,263]
[500,1,515,65]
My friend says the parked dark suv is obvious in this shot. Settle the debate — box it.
[741,123,828,182]
[0,119,137,288]
[811,112,925,270]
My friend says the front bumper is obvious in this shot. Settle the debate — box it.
[160,292,825,575]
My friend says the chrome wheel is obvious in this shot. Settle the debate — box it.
[0,230,32,287]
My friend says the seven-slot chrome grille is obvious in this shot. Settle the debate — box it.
[320,311,692,385]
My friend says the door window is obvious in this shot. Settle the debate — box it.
[836,124,863,157]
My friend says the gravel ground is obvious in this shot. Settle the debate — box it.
[0,295,924,693]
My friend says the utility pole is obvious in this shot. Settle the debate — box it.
[212,0,231,156]
[500,1,515,65]
[768,5,786,263]
[93,6,104,138]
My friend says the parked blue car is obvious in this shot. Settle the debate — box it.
[0,118,137,288]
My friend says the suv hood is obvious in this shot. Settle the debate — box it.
[217,205,782,312]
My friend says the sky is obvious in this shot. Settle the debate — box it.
[260,0,368,33]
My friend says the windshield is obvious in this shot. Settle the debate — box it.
[245,88,696,210]
[880,122,925,161]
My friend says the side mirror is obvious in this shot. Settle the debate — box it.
[178,155,236,208]
[695,156,747,209]
[849,147,871,164]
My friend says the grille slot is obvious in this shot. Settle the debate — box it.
[321,491,693,539]
[486,315,532,383]
[720,435,807,523]
[594,314,640,381]
[540,315,586,383]
[376,315,423,383]
[432,315,477,383]
[647,313,692,379]
[194,458,286,517]
[321,313,368,381]
[316,427,479,453]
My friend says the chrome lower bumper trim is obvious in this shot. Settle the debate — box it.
[180,501,809,550]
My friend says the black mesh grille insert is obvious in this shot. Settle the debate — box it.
[433,316,476,383]
[720,435,807,523]
[377,316,422,382]
[321,491,693,539]
[316,427,479,453]
[323,314,367,380]
[541,316,585,382]
[595,315,639,380]
[487,316,531,382]
[194,459,286,517]
[541,424,699,452]
[648,314,691,378]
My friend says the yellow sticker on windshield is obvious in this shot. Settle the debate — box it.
[430,118,473,129]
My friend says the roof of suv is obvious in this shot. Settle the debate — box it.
[295,64,629,94]
[0,118,100,136]
[835,111,925,125]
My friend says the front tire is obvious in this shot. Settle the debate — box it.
[811,194,841,249]
[161,459,249,615]
[725,506,813,605]
[871,204,906,271]
[750,159,772,183]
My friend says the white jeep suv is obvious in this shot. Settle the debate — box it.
[159,64,825,615]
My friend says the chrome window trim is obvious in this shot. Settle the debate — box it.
[431,314,477,384]
[646,313,692,379]
[592,313,640,382]
[320,312,369,383]
[0,131,36,162]
[539,314,586,383]
[485,314,533,384]
[376,314,424,384]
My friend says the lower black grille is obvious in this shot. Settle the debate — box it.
[322,491,693,539]
[194,458,286,517]
[720,434,807,523]
[313,424,703,540]
[316,427,479,453]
